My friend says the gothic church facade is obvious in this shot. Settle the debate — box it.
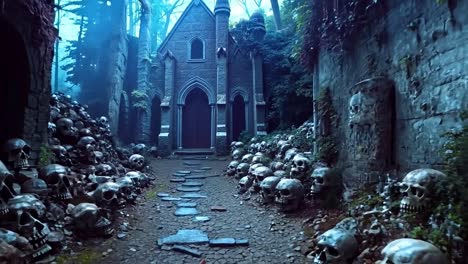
[151,0,267,155]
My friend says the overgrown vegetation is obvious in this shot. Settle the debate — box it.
[131,90,150,110]
[38,145,53,167]
[315,88,338,165]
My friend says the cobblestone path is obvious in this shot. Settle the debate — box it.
[99,158,306,264]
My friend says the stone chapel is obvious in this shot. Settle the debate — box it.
[151,0,267,155]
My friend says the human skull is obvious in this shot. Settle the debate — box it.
[98,116,109,127]
[378,238,448,264]
[284,148,299,163]
[56,118,77,138]
[310,167,333,195]
[310,228,358,263]
[275,178,304,212]
[7,195,51,258]
[238,176,253,194]
[260,176,281,203]
[0,183,15,216]
[39,164,73,200]
[76,136,97,152]
[95,164,113,176]
[290,154,311,179]
[70,203,113,237]
[241,153,254,164]
[234,141,244,150]
[252,166,273,185]
[226,161,240,176]
[132,143,146,154]
[270,161,285,172]
[277,142,292,159]
[251,153,267,165]
[232,149,245,161]
[274,170,288,178]
[235,163,250,179]
[116,176,137,202]
[4,138,31,170]
[21,179,48,197]
[399,169,446,213]
[0,228,32,262]
[129,154,145,171]
[348,91,376,126]
[92,182,124,210]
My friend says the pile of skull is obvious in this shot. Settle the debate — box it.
[225,123,456,263]
[0,93,153,263]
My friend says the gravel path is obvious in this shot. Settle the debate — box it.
[95,158,306,264]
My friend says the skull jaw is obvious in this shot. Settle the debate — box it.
[13,158,30,170]
[400,198,426,213]
[260,191,275,204]
[275,197,301,212]
[310,185,324,195]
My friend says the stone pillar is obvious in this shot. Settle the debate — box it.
[158,51,175,155]
[215,48,228,154]
[251,50,266,136]
[176,104,183,149]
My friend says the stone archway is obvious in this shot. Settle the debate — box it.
[232,95,246,141]
[150,96,162,145]
[0,19,30,146]
[182,88,211,148]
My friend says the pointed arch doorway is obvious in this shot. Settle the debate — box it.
[182,88,211,148]
[232,95,246,141]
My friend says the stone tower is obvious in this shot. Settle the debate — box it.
[214,0,230,153]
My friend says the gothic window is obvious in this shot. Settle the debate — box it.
[190,38,204,60]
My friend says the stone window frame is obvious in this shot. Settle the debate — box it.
[188,37,206,62]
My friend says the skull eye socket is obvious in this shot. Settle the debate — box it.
[103,190,115,200]
[23,146,31,154]
[19,212,33,226]
[399,183,409,193]
[48,174,61,185]
[326,246,340,257]
[297,161,303,166]
[316,177,324,184]
[280,189,290,196]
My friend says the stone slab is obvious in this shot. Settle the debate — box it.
[173,173,187,177]
[184,175,207,179]
[209,238,236,247]
[183,161,201,166]
[158,229,209,245]
[176,170,191,175]
[193,216,210,222]
[161,197,182,202]
[174,207,198,216]
[157,192,170,197]
[210,206,227,212]
[205,174,221,178]
[176,187,201,192]
[192,170,205,173]
[200,167,212,171]
[182,181,203,187]
[172,245,202,257]
[177,202,197,208]
[170,178,186,183]
[181,193,208,199]
[235,239,250,246]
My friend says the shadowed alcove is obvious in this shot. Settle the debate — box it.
[0,18,30,146]
[232,95,246,141]
[150,96,162,145]
[182,88,211,148]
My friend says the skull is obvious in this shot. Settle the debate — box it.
[399,169,446,213]
[348,91,376,126]
[275,178,304,212]
[56,118,77,138]
[116,176,137,202]
[310,228,358,263]
[274,170,288,178]
[251,153,267,165]
[238,176,253,194]
[260,176,281,203]
[277,142,292,159]
[76,136,97,152]
[39,164,73,200]
[227,161,240,176]
[95,164,113,176]
[48,122,56,135]
[92,182,124,210]
[21,179,48,197]
[79,128,92,137]
[98,116,109,127]
[49,145,68,162]
[7,195,51,259]
[129,154,145,170]
[235,163,250,179]
[378,238,448,264]
[132,143,147,154]
[232,149,245,161]
[290,154,311,179]
[284,148,299,163]
[270,161,285,172]
[241,153,254,164]
[4,138,31,170]
[248,163,263,179]
[252,166,273,185]
[70,203,113,237]
[311,167,333,195]
[0,183,15,217]
[0,228,32,262]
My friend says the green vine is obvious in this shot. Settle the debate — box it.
[315,87,338,165]
[38,145,53,167]
[131,90,149,110]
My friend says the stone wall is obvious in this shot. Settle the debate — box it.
[316,0,468,184]
[1,0,56,163]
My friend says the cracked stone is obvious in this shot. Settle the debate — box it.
[209,238,236,247]
[174,207,199,216]
[172,245,202,257]
[158,229,209,245]
[182,181,203,187]
[177,187,201,192]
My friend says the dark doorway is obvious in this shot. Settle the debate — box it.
[118,93,129,143]
[182,88,211,148]
[0,19,30,146]
[232,95,246,141]
[150,96,161,145]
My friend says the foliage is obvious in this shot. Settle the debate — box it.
[349,186,384,209]
[131,90,149,110]
[38,145,53,167]
[238,131,253,144]
[315,88,338,165]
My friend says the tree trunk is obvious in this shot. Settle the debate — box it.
[135,0,152,143]
[103,0,128,134]
[270,0,282,30]
[129,0,135,35]
[54,0,61,93]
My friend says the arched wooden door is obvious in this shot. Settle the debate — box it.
[182,88,211,148]
[232,95,246,141]
[0,19,29,145]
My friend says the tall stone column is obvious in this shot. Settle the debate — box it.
[251,50,266,136]
[215,48,228,154]
[158,51,175,156]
